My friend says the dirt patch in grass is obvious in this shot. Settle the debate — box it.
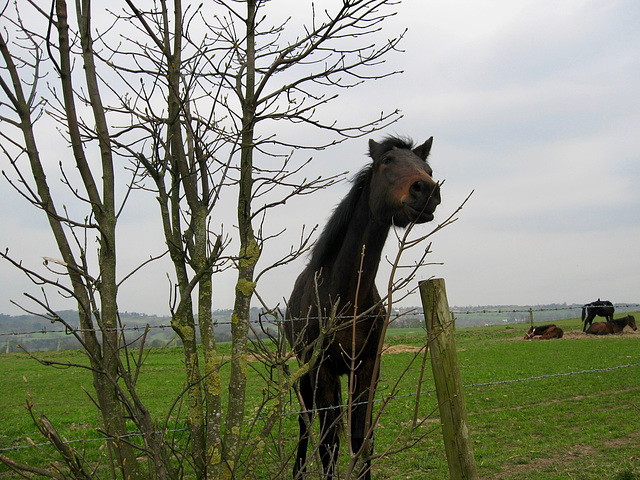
[562,330,639,340]
[494,431,640,479]
[382,344,424,354]
[494,443,600,479]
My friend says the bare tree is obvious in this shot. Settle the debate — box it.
[0,0,428,478]
[0,0,148,477]
[107,1,405,477]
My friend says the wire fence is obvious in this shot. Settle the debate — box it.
[2,304,639,338]
[450,303,640,315]
[1,303,639,454]
[1,359,639,454]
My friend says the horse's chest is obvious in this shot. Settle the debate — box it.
[324,319,382,374]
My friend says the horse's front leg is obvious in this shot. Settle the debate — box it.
[318,407,340,479]
[315,366,342,480]
[294,375,314,479]
[349,358,380,480]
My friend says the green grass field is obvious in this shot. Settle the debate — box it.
[1,314,639,479]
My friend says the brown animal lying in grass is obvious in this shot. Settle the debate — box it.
[586,315,637,335]
[524,324,564,340]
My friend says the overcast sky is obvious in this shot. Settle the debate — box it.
[1,0,639,316]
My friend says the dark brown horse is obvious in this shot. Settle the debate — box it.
[586,315,637,335]
[524,324,564,340]
[285,136,441,479]
[581,299,615,331]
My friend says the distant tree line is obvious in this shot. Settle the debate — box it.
[1,308,275,352]
[4,303,638,352]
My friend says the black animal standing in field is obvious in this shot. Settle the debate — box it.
[586,314,637,335]
[581,299,615,332]
[285,136,441,480]
[524,324,564,340]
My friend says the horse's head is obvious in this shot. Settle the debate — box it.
[367,136,441,228]
[524,326,535,339]
[628,315,637,330]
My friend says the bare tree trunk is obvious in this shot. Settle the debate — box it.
[194,207,224,479]
[166,68,208,480]
[55,1,144,477]
[221,3,259,476]
[125,0,227,475]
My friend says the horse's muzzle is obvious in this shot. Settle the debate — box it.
[403,182,441,223]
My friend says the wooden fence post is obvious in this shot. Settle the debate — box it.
[419,278,478,480]
[529,307,534,328]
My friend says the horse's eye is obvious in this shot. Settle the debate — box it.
[381,156,392,165]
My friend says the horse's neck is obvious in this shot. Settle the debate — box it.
[330,196,389,308]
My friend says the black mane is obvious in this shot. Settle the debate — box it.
[309,166,372,272]
[374,136,415,154]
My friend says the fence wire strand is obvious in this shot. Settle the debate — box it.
[1,361,638,453]
[2,304,639,338]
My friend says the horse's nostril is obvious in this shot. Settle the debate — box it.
[410,180,427,196]
[411,180,441,205]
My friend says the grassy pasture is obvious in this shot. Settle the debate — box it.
[1,314,639,479]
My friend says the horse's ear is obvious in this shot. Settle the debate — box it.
[368,139,384,160]
[413,137,434,161]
